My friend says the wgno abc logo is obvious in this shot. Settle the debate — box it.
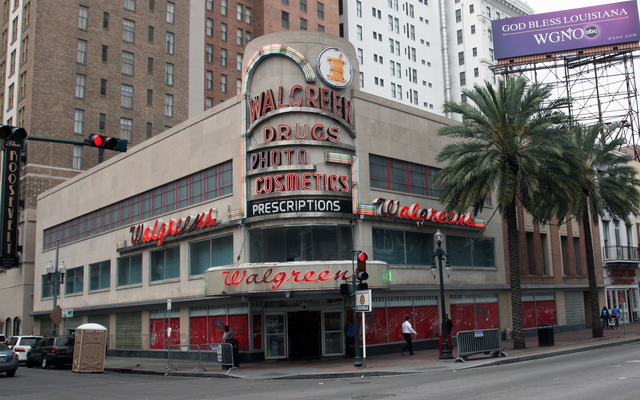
[585,26,598,38]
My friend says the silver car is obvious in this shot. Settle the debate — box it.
[0,342,19,377]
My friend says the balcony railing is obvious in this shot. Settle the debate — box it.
[602,246,640,262]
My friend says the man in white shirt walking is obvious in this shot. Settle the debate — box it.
[401,316,417,355]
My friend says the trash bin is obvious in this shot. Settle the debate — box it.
[537,324,554,347]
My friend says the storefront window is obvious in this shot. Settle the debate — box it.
[372,228,434,265]
[446,235,495,268]
[189,235,234,276]
[117,254,142,286]
[249,226,353,262]
[150,246,180,281]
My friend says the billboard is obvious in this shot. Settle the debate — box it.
[492,1,640,60]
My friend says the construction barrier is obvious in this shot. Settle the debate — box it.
[455,329,508,363]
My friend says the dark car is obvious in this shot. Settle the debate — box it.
[26,336,75,369]
[0,342,19,376]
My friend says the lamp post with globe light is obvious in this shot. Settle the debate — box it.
[431,229,453,360]
[46,239,66,336]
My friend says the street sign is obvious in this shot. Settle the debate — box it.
[167,298,172,310]
[62,309,73,318]
[355,289,371,312]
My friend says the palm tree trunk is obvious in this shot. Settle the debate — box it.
[506,199,526,349]
[582,203,603,337]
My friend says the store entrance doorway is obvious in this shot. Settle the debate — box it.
[288,310,321,359]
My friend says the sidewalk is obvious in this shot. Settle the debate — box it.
[103,322,640,380]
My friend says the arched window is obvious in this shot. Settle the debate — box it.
[4,318,11,338]
[13,318,20,336]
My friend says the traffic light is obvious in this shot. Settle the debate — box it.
[357,252,369,281]
[0,125,27,141]
[86,134,128,152]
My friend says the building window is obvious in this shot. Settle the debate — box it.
[357,48,363,64]
[448,235,495,268]
[236,28,243,45]
[300,18,307,30]
[237,78,242,95]
[101,45,108,62]
[103,12,109,29]
[77,39,87,63]
[370,154,442,196]
[72,145,83,169]
[121,84,133,108]
[166,32,174,54]
[470,4,474,13]
[221,23,227,41]
[220,48,227,66]
[206,44,213,63]
[120,117,132,142]
[124,0,135,12]
[22,1,30,28]
[65,267,83,294]
[189,235,234,276]
[318,24,324,32]
[42,275,54,298]
[78,5,88,29]
[455,9,461,23]
[100,79,107,96]
[206,18,213,36]
[236,4,242,21]
[457,29,463,44]
[459,71,466,86]
[117,254,142,286]
[282,11,289,28]
[164,94,173,117]
[7,83,13,110]
[458,51,464,65]
[245,31,251,44]
[9,50,15,75]
[206,97,213,109]
[206,70,213,89]
[207,0,213,11]
[472,47,477,57]
[300,0,307,12]
[89,260,110,291]
[317,2,324,19]
[167,2,175,24]
[391,82,396,98]
[146,122,152,138]
[165,62,173,85]
[236,53,242,71]
[474,67,479,77]
[471,25,476,34]
[246,7,252,23]
[221,0,227,15]
[359,72,364,87]
[148,26,154,42]
[75,74,85,98]
[147,57,153,74]
[150,246,180,282]
[220,74,227,93]
[373,229,434,265]
[488,29,493,42]
[99,113,106,131]
[123,19,135,42]
[122,51,134,75]
[146,89,153,106]
[74,109,84,134]
[486,6,491,17]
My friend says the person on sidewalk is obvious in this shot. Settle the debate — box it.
[442,314,454,337]
[401,316,417,355]
[344,319,355,357]
[601,306,610,330]
[222,325,235,343]
[612,305,621,328]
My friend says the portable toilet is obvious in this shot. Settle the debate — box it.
[72,323,107,373]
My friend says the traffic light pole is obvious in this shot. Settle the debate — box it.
[25,135,88,146]
[352,250,363,368]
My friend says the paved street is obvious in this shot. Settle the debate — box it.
[2,342,640,400]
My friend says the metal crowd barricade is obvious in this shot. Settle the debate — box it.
[193,343,239,373]
[167,344,200,373]
[455,329,508,363]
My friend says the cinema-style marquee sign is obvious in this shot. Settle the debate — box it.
[492,1,640,60]
[229,42,376,222]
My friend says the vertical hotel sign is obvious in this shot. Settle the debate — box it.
[1,139,23,269]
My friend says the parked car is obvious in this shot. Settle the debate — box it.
[7,336,43,363]
[26,336,75,369]
[0,342,18,377]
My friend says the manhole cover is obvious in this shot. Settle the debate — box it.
[351,395,396,400]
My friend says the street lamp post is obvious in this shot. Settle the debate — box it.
[431,229,453,360]
[45,239,66,337]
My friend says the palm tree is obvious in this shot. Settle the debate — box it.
[554,123,640,337]
[435,77,577,349]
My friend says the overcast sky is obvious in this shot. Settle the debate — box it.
[530,0,635,14]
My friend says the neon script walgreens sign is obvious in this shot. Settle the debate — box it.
[373,198,486,227]
[221,267,351,290]
[129,208,218,246]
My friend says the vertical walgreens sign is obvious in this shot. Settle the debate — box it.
[1,139,23,268]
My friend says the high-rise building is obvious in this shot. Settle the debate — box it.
[0,0,339,337]
[338,0,533,117]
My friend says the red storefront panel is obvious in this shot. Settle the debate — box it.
[387,307,413,343]
[535,301,557,325]
[150,318,180,349]
[475,303,499,330]
[451,304,475,333]
[414,305,439,339]
[190,316,208,347]
[253,314,262,350]
[209,315,228,343]
[228,314,249,351]
[364,307,388,344]
[522,301,537,328]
